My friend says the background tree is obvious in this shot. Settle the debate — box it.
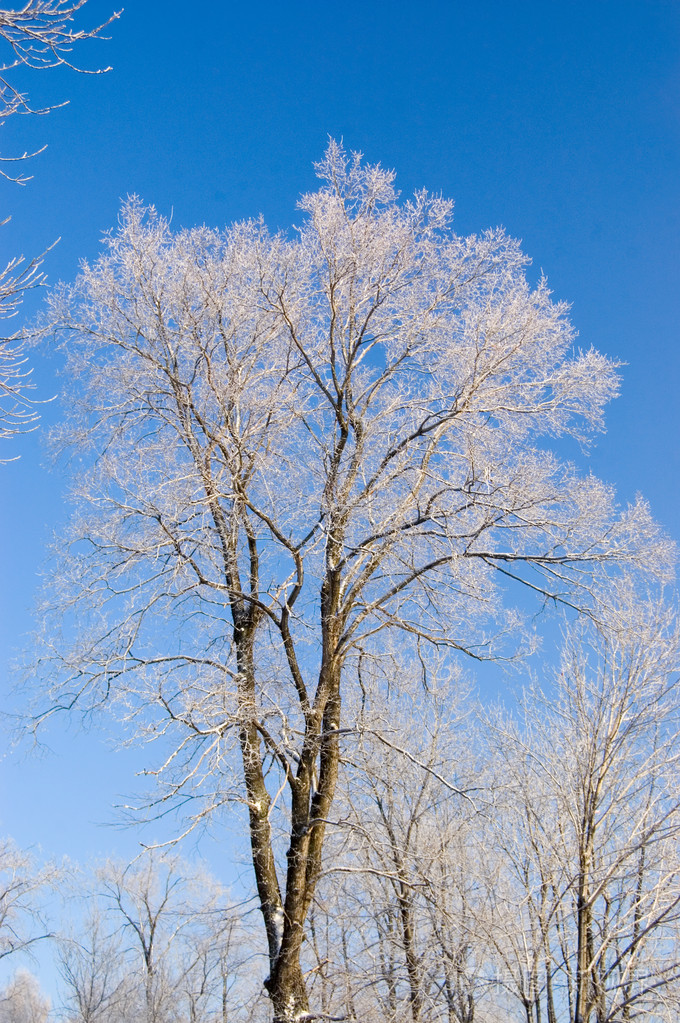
[0,0,119,455]
[58,904,137,1023]
[306,680,495,1023]
[57,854,259,1023]
[0,839,52,962]
[0,969,50,1023]
[36,143,667,1021]
[486,588,680,1022]
[304,590,680,1023]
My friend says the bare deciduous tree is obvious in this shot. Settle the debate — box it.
[58,906,135,1023]
[36,143,667,1021]
[307,680,493,1023]
[0,969,50,1023]
[58,854,259,1023]
[303,593,680,1023]
[486,588,680,1022]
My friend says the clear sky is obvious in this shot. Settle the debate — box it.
[0,0,678,879]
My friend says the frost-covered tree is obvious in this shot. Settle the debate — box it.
[304,590,680,1023]
[486,589,680,1023]
[0,970,49,1023]
[58,854,258,1023]
[58,905,133,1023]
[35,143,667,1021]
[306,680,493,1023]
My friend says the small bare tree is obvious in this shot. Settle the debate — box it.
[58,854,259,1023]
[58,906,134,1023]
[36,143,667,1020]
[0,969,50,1023]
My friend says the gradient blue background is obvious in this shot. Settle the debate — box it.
[0,0,678,875]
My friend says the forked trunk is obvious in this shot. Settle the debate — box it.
[235,572,344,1021]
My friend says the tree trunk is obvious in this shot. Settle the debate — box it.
[266,955,310,1022]
[397,887,423,1023]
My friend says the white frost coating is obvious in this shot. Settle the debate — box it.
[272,906,285,955]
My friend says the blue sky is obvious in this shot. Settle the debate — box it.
[0,0,678,878]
